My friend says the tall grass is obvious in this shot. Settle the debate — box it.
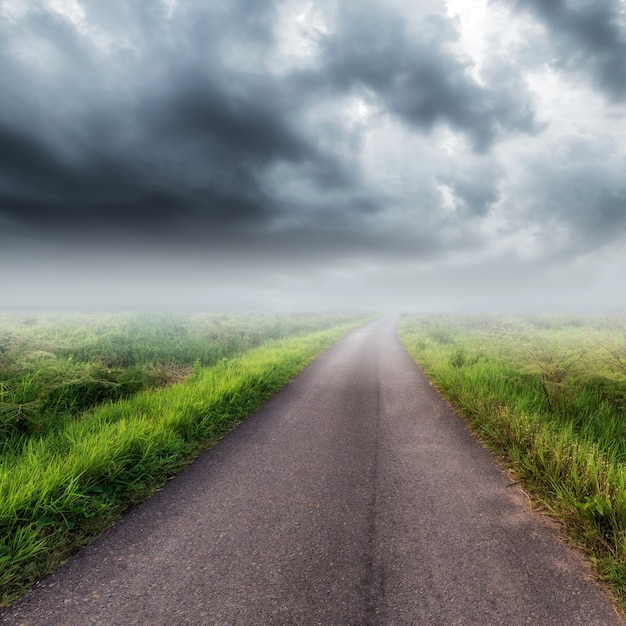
[399,314,626,607]
[0,313,360,449]
[0,315,370,607]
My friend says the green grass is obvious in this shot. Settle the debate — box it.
[399,313,626,609]
[0,313,362,449]
[0,314,372,607]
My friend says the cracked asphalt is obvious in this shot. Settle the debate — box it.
[1,315,622,625]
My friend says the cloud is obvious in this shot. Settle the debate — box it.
[506,0,626,100]
[521,162,626,257]
[313,3,538,152]
[0,0,623,311]
[0,3,351,247]
[1,0,513,254]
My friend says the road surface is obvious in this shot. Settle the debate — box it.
[1,316,622,625]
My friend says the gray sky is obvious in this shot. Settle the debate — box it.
[1,0,625,312]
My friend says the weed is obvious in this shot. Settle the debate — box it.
[399,313,626,609]
[0,314,371,607]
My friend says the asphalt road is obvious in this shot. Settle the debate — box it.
[1,316,622,625]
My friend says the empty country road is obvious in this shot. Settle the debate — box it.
[1,316,622,625]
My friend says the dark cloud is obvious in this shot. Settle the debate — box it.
[1,0,508,257]
[315,4,538,152]
[504,140,626,260]
[507,0,626,100]
[0,5,362,247]
[438,159,503,217]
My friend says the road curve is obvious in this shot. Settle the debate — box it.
[1,316,622,625]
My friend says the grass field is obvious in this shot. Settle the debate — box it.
[0,313,371,607]
[399,313,626,607]
[0,313,362,449]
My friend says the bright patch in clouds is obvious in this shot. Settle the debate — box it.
[46,0,85,24]
[273,0,329,71]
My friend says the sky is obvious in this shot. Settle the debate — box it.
[0,0,625,312]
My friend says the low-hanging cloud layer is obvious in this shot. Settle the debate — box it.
[1,0,624,311]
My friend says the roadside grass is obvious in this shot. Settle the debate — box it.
[399,313,626,608]
[0,315,371,608]
[0,313,358,450]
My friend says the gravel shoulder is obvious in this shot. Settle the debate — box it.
[1,315,622,625]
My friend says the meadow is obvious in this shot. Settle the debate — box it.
[0,312,370,606]
[399,313,626,606]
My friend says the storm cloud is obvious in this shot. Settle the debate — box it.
[316,4,538,151]
[507,0,626,100]
[0,0,624,311]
